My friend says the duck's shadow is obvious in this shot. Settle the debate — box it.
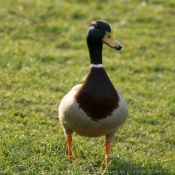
[91,158,170,175]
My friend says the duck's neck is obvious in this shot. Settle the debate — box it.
[87,38,103,65]
[90,64,103,68]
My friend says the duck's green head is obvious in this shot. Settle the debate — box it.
[87,20,123,50]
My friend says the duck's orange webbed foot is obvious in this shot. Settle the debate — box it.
[69,155,78,160]
[67,135,78,161]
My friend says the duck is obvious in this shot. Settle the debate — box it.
[59,20,128,165]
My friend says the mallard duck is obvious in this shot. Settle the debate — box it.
[59,20,128,165]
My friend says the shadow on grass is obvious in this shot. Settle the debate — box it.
[97,158,171,175]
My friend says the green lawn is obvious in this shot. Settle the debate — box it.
[0,0,175,174]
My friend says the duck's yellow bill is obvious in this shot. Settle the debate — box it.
[102,32,123,50]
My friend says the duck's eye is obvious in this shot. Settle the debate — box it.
[108,36,111,38]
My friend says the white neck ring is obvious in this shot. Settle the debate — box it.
[90,64,103,68]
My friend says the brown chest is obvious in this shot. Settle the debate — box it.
[75,68,119,121]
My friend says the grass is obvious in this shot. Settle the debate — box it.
[0,0,175,174]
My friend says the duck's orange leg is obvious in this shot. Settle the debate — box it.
[100,141,112,166]
[66,135,76,160]
[105,141,112,163]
